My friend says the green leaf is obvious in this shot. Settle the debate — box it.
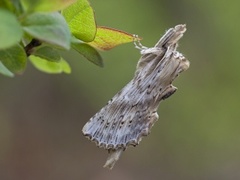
[62,0,96,42]
[32,46,61,62]
[0,8,23,49]
[22,12,71,50]
[72,41,103,67]
[21,0,77,12]
[0,61,14,77]
[0,0,15,11]
[30,55,71,74]
[0,44,27,73]
[89,26,136,51]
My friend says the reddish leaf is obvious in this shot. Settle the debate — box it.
[88,26,138,51]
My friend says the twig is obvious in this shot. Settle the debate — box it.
[24,39,42,56]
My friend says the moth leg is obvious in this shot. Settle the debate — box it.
[133,34,148,50]
[149,112,159,129]
[140,112,159,138]
[134,35,162,55]
[161,85,177,100]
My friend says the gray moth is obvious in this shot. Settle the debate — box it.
[82,24,190,169]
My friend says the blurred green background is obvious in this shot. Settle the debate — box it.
[1,0,240,179]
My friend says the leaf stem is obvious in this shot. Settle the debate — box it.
[24,39,42,56]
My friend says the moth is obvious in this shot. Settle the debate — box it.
[82,24,190,169]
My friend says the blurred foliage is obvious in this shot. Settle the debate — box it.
[0,0,240,180]
[0,0,136,76]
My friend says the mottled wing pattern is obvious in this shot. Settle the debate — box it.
[82,79,159,149]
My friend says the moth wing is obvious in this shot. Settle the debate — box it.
[82,92,159,149]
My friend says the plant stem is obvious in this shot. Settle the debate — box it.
[24,39,42,56]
